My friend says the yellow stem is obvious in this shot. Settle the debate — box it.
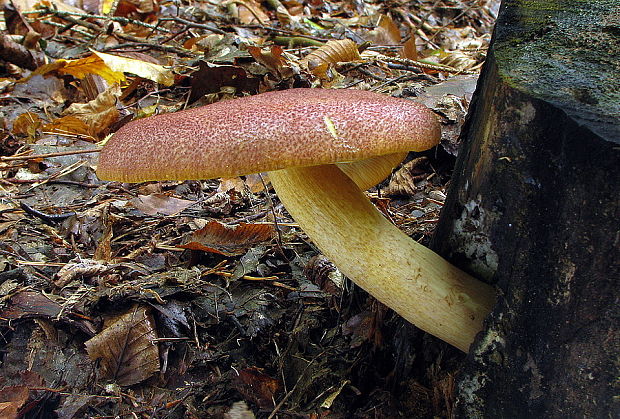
[269,164,496,351]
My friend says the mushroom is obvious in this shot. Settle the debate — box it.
[97,88,496,352]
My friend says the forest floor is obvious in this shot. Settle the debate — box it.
[0,1,498,417]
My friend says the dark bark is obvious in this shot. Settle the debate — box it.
[431,1,619,417]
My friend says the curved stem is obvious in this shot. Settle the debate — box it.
[269,164,496,352]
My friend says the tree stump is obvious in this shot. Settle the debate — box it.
[431,1,619,417]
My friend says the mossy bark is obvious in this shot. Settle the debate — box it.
[431,0,619,417]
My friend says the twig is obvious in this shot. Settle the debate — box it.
[0,148,101,162]
[158,17,227,35]
[372,53,472,74]
[30,8,173,33]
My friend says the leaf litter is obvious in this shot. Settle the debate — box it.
[0,0,499,417]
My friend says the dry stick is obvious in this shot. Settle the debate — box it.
[48,14,193,56]
[159,16,228,35]
[32,8,173,33]
[0,148,101,162]
[372,53,472,74]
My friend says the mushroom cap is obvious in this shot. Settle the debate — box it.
[97,88,440,183]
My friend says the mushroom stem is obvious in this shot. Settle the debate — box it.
[269,164,496,352]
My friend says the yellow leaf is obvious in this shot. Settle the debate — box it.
[101,0,115,14]
[92,51,174,86]
[58,54,125,84]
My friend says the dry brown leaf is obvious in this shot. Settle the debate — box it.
[228,0,270,24]
[85,305,160,386]
[112,0,158,16]
[247,45,293,78]
[54,259,109,287]
[218,177,248,199]
[243,173,268,194]
[129,194,195,216]
[0,385,30,418]
[27,51,173,86]
[178,221,275,256]
[233,367,281,409]
[61,85,120,138]
[0,401,19,419]
[384,157,430,196]
[41,115,93,139]
[1,291,62,320]
[373,14,401,45]
[402,35,418,61]
[301,39,361,79]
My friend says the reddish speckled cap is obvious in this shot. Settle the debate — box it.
[97,88,440,183]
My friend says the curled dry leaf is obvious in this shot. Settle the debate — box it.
[60,85,121,139]
[54,258,110,287]
[384,156,431,196]
[85,305,160,386]
[29,51,173,86]
[300,39,361,79]
[111,0,159,18]
[178,220,275,256]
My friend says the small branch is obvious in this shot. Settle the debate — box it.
[0,148,101,162]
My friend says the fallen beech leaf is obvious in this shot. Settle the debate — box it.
[54,259,109,287]
[178,221,275,256]
[373,14,401,45]
[60,85,121,138]
[402,35,418,61]
[92,51,174,86]
[85,305,160,386]
[54,55,125,85]
[129,194,195,216]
